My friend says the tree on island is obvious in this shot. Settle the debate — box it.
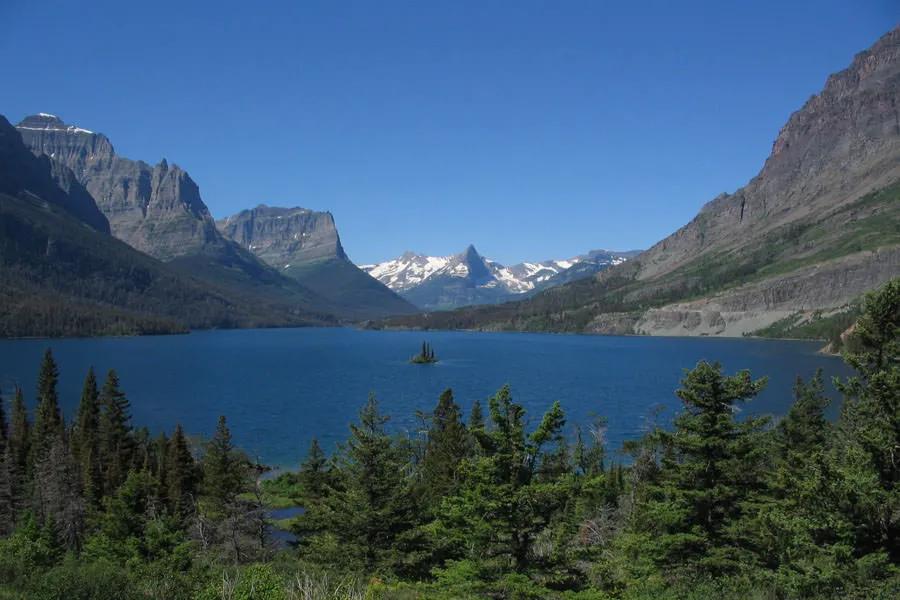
[411,341,438,364]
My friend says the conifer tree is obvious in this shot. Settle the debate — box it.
[202,416,244,511]
[307,394,413,573]
[835,278,900,561]
[298,438,329,502]
[640,361,768,573]
[8,387,29,518]
[421,389,470,507]
[32,349,63,461]
[73,368,101,506]
[166,424,196,517]
[98,370,134,494]
[0,388,11,535]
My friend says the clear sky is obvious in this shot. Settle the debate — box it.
[0,1,895,265]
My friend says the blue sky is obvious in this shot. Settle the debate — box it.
[1,1,895,265]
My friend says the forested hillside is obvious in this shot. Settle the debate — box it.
[0,277,897,599]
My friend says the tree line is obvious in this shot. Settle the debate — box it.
[0,278,897,599]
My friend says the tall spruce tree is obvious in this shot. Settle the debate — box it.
[436,386,570,571]
[0,388,11,535]
[420,389,471,508]
[298,438,330,502]
[639,362,768,574]
[73,368,101,506]
[835,278,900,561]
[32,349,63,461]
[8,387,29,518]
[166,424,196,517]
[202,416,244,511]
[98,370,134,494]
[307,394,414,573]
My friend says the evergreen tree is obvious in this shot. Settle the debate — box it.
[420,389,471,508]
[98,370,133,494]
[202,416,244,511]
[73,368,101,506]
[637,362,768,574]
[0,388,11,535]
[304,394,414,574]
[436,386,570,572]
[298,437,330,502]
[835,278,900,561]
[31,349,63,461]
[8,387,29,518]
[166,424,196,517]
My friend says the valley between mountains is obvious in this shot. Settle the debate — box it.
[2,26,899,340]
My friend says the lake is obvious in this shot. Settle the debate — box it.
[0,328,852,469]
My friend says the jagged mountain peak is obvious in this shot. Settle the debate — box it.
[360,247,637,310]
[18,113,96,135]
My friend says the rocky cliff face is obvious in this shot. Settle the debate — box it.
[17,114,219,261]
[633,27,900,283]
[378,26,900,335]
[216,205,346,267]
[1,115,109,233]
[216,205,416,319]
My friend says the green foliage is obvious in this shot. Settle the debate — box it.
[1,280,899,597]
[410,341,438,364]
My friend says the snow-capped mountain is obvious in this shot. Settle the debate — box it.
[360,246,638,310]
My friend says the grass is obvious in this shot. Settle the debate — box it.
[752,304,861,349]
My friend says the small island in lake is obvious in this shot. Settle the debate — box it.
[410,341,438,364]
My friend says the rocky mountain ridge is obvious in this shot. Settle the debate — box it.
[361,246,636,310]
[216,205,416,318]
[378,26,900,335]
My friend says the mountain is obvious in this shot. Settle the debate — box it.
[16,113,347,320]
[216,205,416,319]
[0,115,331,337]
[361,246,637,310]
[378,26,900,335]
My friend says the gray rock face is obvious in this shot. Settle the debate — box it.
[1,115,109,233]
[633,27,900,282]
[216,205,417,319]
[216,205,346,267]
[17,114,219,261]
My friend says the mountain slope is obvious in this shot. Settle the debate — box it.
[216,205,416,319]
[0,116,331,337]
[16,114,340,319]
[378,26,900,335]
[361,246,637,310]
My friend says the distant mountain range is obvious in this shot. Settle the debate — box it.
[360,246,639,310]
[3,26,897,339]
[12,114,415,329]
[379,26,900,336]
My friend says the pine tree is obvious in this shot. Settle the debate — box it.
[32,349,63,461]
[73,368,101,506]
[436,386,570,571]
[98,370,134,494]
[0,388,11,535]
[202,416,244,512]
[835,278,900,561]
[307,394,414,573]
[166,424,196,517]
[8,387,29,518]
[420,389,470,508]
[298,438,329,502]
[640,361,768,574]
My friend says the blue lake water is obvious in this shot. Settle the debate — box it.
[0,328,851,469]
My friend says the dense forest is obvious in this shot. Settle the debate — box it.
[0,278,897,599]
